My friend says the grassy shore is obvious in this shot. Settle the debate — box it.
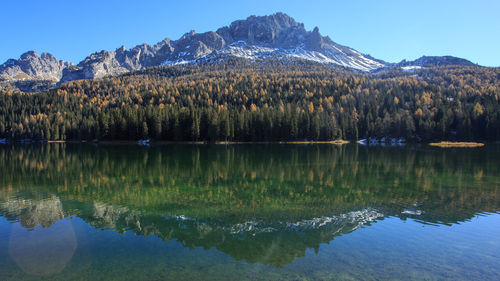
[429,141,485,148]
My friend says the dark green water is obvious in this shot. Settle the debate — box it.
[0,144,499,280]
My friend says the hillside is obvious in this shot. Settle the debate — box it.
[1,59,499,142]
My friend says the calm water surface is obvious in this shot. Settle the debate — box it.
[0,144,499,280]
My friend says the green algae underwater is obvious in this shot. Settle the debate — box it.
[0,143,499,280]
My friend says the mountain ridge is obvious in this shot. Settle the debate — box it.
[0,51,73,82]
[0,12,480,91]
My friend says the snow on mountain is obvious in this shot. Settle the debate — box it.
[401,65,423,72]
[0,13,481,92]
[64,12,387,81]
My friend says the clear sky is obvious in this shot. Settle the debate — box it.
[1,0,499,66]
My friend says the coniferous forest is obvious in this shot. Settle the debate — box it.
[1,59,499,142]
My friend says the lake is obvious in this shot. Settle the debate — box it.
[0,144,499,280]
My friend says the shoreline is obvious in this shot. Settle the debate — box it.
[429,141,485,148]
[95,140,351,145]
[2,139,351,145]
[1,139,492,147]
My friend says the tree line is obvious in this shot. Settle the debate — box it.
[0,59,499,141]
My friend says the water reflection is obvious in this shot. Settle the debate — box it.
[1,195,386,267]
[0,144,499,268]
[9,218,77,275]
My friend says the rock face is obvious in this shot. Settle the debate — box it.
[60,12,386,82]
[0,13,481,91]
[0,51,72,82]
[210,13,385,71]
[60,39,175,82]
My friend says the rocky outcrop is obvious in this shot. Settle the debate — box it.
[0,51,72,82]
[60,39,175,82]
[218,13,307,48]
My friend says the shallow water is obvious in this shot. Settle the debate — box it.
[0,144,499,280]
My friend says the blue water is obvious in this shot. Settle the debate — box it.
[0,144,499,280]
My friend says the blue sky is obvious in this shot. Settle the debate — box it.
[1,0,499,66]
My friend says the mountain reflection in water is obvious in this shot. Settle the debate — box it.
[0,144,499,269]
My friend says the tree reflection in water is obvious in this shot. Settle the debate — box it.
[0,144,499,267]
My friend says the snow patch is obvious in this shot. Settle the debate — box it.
[162,59,190,66]
[177,52,190,58]
[160,43,386,72]
[401,66,423,72]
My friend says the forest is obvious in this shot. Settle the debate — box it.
[0,59,499,142]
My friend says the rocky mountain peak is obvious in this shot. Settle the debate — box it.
[245,12,303,30]
[117,45,127,53]
[20,50,39,59]
[0,50,72,83]
[40,52,56,60]
[217,12,306,47]
[306,27,323,50]
[180,30,197,40]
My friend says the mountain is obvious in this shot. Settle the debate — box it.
[0,13,484,91]
[60,39,175,83]
[0,51,72,82]
[396,55,476,71]
[60,12,384,83]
